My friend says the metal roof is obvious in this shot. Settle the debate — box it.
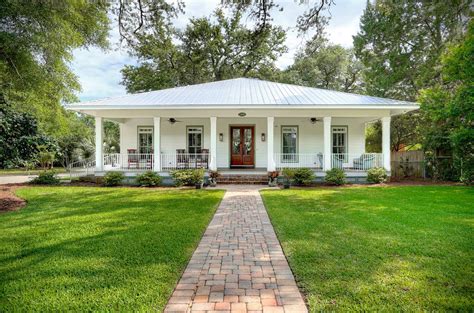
[68,78,417,109]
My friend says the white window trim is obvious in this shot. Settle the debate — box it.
[137,126,154,154]
[331,125,348,157]
[186,125,204,154]
[281,125,299,162]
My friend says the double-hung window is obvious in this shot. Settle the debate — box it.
[138,127,153,154]
[332,126,348,160]
[187,126,203,154]
[281,126,298,162]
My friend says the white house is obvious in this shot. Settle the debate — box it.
[66,78,418,180]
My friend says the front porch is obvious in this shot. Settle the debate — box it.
[91,114,392,177]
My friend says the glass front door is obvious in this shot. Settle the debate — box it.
[230,126,254,167]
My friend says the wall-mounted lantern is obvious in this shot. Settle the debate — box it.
[261,133,266,142]
[219,133,224,142]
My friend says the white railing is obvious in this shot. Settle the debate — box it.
[161,153,209,170]
[275,153,324,170]
[102,153,209,171]
[331,153,383,171]
[68,158,96,177]
[103,153,154,171]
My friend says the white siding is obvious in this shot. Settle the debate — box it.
[119,117,367,168]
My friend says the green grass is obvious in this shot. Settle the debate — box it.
[0,186,224,311]
[261,186,474,312]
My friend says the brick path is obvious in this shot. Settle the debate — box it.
[164,185,307,313]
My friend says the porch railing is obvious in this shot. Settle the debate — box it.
[274,153,324,170]
[161,153,209,170]
[68,158,96,177]
[103,153,209,171]
[103,153,154,171]
[331,153,383,171]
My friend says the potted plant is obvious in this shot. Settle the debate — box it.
[281,168,295,189]
[268,171,279,187]
[208,170,220,187]
[191,168,205,189]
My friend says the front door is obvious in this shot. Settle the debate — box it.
[230,126,255,167]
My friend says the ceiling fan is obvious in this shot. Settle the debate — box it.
[167,118,183,124]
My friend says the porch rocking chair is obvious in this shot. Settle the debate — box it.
[127,149,139,169]
[198,149,209,169]
[176,149,188,168]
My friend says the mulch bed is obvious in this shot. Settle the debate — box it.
[0,185,26,213]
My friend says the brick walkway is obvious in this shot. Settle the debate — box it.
[164,185,307,313]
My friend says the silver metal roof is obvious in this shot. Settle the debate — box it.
[68,78,417,108]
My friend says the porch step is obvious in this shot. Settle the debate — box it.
[217,174,268,185]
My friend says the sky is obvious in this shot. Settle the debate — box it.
[71,0,366,101]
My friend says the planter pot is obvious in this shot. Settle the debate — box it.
[195,182,203,189]
[283,183,290,189]
[268,179,277,187]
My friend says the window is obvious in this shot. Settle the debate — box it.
[138,127,153,154]
[187,126,203,154]
[332,126,348,155]
[281,126,298,162]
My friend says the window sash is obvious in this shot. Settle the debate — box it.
[187,126,203,154]
[332,126,347,156]
[281,126,298,162]
[138,127,153,154]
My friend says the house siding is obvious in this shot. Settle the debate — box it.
[118,117,367,168]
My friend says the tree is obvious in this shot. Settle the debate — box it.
[354,0,470,100]
[122,8,287,92]
[279,37,364,92]
[0,1,116,168]
[0,0,110,137]
[0,99,56,168]
[419,20,474,183]
[365,114,421,153]
[353,0,470,151]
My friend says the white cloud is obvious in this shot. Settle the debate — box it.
[71,0,366,100]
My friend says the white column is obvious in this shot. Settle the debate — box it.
[209,117,217,170]
[153,117,161,172]
[95,116,103,171]
[382,116,391,172]
[323,116,332,171]
[267,117,276,171]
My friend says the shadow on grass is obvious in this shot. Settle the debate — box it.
[261,186,474,311]
[0,186,223,311]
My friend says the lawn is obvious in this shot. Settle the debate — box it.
[261,185,474,312]
[0,186,224,311]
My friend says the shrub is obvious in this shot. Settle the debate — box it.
[171,169,205,186]
[103,171,125,187]
[136,171,161,187]
[293,168,315,186]
[31,170,60,185]
[281,168,295,185]
[325,168,346,185]
[367,167,388,184]
[191,168,205,186]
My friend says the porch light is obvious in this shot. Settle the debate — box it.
[238,112,246,117]
[219,133,224,142]
[261,133,266,142]
[310,117,318,124]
